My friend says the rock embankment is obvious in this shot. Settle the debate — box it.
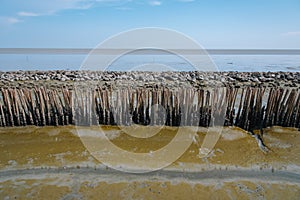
[0,71,299,89]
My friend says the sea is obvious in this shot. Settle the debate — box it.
[0,54,300,72]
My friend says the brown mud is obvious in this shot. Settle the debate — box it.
[0,126,300,199]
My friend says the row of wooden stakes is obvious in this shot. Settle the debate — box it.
[0,86,299,133]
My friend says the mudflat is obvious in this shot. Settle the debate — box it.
[0,126,299,199]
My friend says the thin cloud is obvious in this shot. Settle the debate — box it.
[7,17,21,24]
[2,0,134,26]
[2,0,124,25]
[283,31,300,36]
[0,17,22,25]
[149,1,162,6]
[12,0,129,16]
[18,12,40,17]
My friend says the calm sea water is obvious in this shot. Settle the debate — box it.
[0,54,300,72]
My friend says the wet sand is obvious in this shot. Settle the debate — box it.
[0,126,300,199]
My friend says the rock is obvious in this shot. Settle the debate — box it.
[287,75,294,81]
[251,77,259,82]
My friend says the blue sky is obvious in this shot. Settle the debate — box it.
[0,0,300,49]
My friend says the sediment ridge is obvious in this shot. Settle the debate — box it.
[0,71,299,88]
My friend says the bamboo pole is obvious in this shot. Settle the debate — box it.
[0,86,299,130]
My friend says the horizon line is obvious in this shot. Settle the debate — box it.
[0,48,300,55]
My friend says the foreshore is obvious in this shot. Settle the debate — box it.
[0,71,300,199]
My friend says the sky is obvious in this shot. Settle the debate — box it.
[0,0,300,49]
